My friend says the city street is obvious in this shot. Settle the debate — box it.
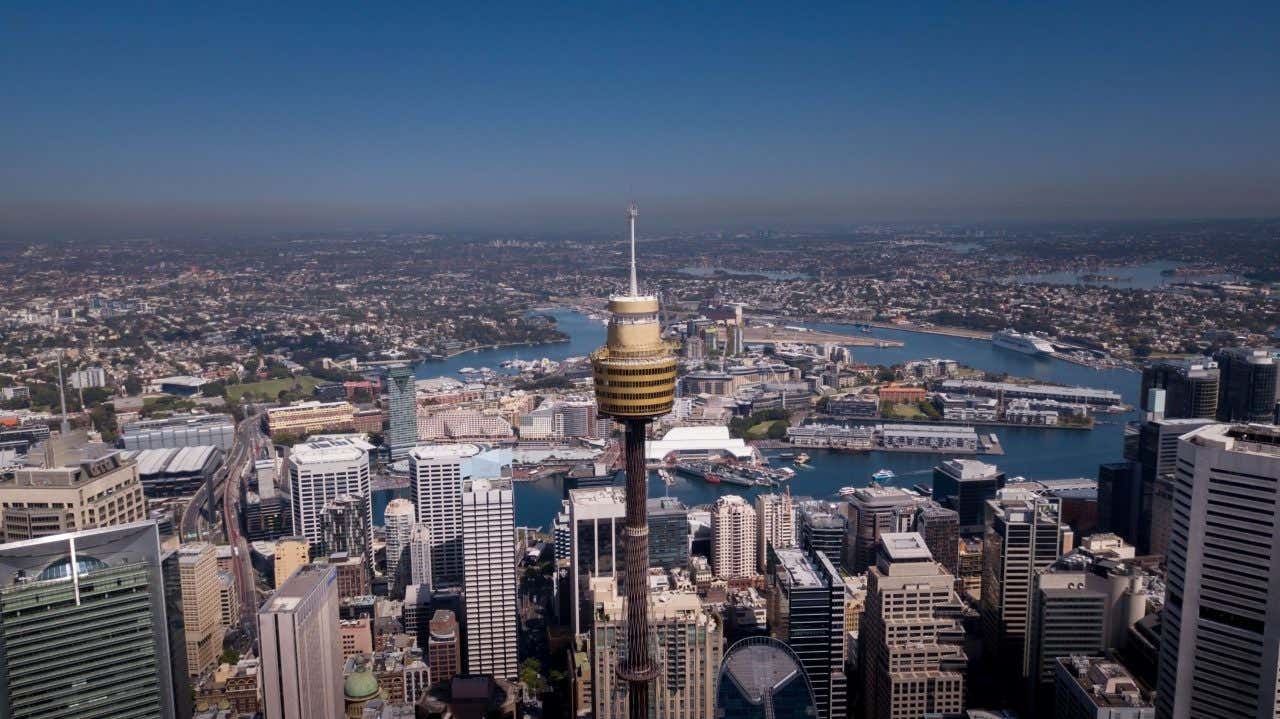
[217,413,268,630]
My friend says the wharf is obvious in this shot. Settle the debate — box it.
[743,325,904,348]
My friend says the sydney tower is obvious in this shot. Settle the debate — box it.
[590,204,677,719]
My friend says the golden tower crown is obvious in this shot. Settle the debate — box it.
[590,204,677,420]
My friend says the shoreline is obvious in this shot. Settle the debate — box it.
[815,415,1094,431]
[434,336,570,360]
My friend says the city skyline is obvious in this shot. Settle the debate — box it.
[3,5,1280,718]
[3,3,1279,241]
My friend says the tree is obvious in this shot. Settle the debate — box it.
[766,420,790,439]
[520,658,545,692]
[918,401,941,420]
[123,374,143,396]
[89,403,119,441]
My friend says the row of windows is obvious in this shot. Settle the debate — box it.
[597,378,675,389]
[598,390,675,400]
[594,366,676,377]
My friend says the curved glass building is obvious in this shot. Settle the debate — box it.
[715,636,819,719]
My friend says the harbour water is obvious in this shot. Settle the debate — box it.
[375,309,1138,529]
[1000,260,1237,290]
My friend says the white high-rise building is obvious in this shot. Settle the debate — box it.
[383,498,415,582]
[287,438,371,552]
[1157,424,1280,719]
[408,522,433,589]
[259,564,343,719]
[755,492,796,572]
[711,495,757,580]
[409,444,481,587]
[461,477,518,680]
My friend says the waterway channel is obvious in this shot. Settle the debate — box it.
[373,309,1137,529]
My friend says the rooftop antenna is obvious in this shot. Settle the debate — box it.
[55,351,70,434]
[627,202,639,296]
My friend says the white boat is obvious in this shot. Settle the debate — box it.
[992,328,1055,356]
[871,468,896,481]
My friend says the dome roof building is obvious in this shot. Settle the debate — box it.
[343,660,383,718]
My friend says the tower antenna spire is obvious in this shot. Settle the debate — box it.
[55,350,70,434]
[627,202,639,296]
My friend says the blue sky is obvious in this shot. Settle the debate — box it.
[2,2,1277,237]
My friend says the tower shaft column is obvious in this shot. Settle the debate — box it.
[619,418,656,718]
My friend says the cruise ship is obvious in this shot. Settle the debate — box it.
[992,328,1056,356]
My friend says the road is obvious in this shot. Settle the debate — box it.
[178,469,213,540]
[222,413,269,628]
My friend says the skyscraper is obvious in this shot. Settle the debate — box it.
[1125,417,1216,555]
[159,548,194,719]
[1157,424,1280,719]
[318,493,373,572]
[648,496,690,570]
[981,488,1068,700]
[845,486,916,574]
[178,541,225,678]
[716,637,819,719]
[931,458,1006,534]
[860,533,967,719]
[428,609,462,688]
[1214,347,1278,423]
[1023,546,1149,714]
[0,522,178,719]
[797,501,846,571]
[274,535,311,588]
[408,443,481,588]
[407,522,433,589]
[383,498,415,584]
[1096,460,1139,546]
[461,477,518,680]
[385,364,419,461]
[1140,357,1220,419]
[287,437,372,556]
[258,564,343,719]
[726,321,745,357]
[766,546,847,719]
[0,450,147,542]
[568,486,626,637]
[589,576,724,719]
[913,500,960,575]
[756,492,797,573]
[590,204,679,719]
[711,495,757,580]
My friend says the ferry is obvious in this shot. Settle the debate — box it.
[794,453,811,465]
[992,329,1056,356]
[871,468,896,482]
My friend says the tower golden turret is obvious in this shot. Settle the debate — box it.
[590,204,675,719]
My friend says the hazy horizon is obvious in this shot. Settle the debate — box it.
[3,3,1278,240]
